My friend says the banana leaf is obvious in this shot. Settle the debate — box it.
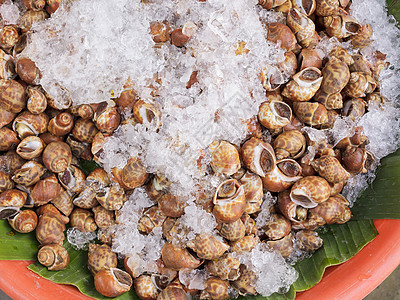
[387,0,400,23]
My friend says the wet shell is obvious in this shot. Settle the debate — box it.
[37,244,69,271]
[205,253,241,281]
[133,99,162,130]
[94,268,133,298]
[232,265,257,296]
[321,60,350,94]
[281,67,322,102]
[72,118,99,143]
[266,232,294,258]
[88,243,118,275]
[230,235,259,253]
[261,159,303,193]
[159,193,186,218]
[341,98,366,121]
[42,141,72,173]
[314,90,343,110]
[291,210,326,230]
[36,206,67,245]
[342,146,374,174]
[0,25,19,50]
[291,0,316,16]
[0,189,27,208]
[46,0,61,14]
[296,230,323,251]
[241,137,276,177]
[201,277,230,300]
[8,209,37,233]
[134,275,159,300]
[16,136,45,160]
[259,0,287,9]
[0,127,19,151]
[138,205,167,234]
[310,194,352,224]
[70,208,97,233]
[161,242,202,271]
[343,72,377,98]
[19,10,49,33]
[273,130,306,160]
[277,190,308,222]
[260,64,284,91]
[350,24,373,49]
[213,179,246,223]
[258,100,292,130]
[48,112,74,136]
[121,157,149,189]
[92,205,115,229]
[94,102,121,134]
[51,189,74,216]
[330,46,354,66]
[210,140,241,176]
[298,48,322,71]
[324,14,362,39]
[58,165,86,193]
[144,173,171,202]
[238,171,263,214]
[96,185,126,211]
[0,106,15,129]
[12,161,46,186]
[73,186,98,209]
[262,213,292,240]
[315,0,339,17]
[0,171,13,193]
[26,86,47,114]
[187,233,230,260]
[16,57,40,85]
[31,174,62,206]
[23,0,46,10]
[157,280,187,300]
[293,102,329,126]
[278,51,298,78]
[290,176,331,208]
[266,22,300,53]
[311,155,350,183]
[13,111,49,139]
[287,8,318,48]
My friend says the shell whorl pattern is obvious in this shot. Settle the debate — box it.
[210,141,241,176]
[37,244,69,271]
[290,176,331,208]
[42,141,72,173]
[8,209,38,233]
[241,137,276,177]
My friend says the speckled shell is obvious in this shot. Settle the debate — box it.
[290,176,331,208]
[121,157,149,189]
[144,174,171,202]
[138,205,167,234]
[88,243,118,275]
[342,146,374,174]
[31,174,62,206]
[262,213,292,240]
[232,265,257,296]
[16,136,45,160]
[0,189,27,208]
[51,189,74,216]
[92,205,115,229]
[19,10,49,33]
[134,275,158,300]
[36,206,67,245]
[48,112,74,136]
[16,57,40,85]
[324,14,361,39]
[262,159,303,193]
[266,232,294,258]
[230,235,259,253]
[157,280,186,300]
[349,55,372,76]
[96,185,126,211]
[279,51,298,78]
[273,130,306,160]
[296,230,323,251]
[58,165,86,193]
[187,234,229,260]
[205,253,241,281]
[26,87,46,115]
[201,277,230,300]
[71,118,98,143]
[42,141,72,173]
[209,140,240,176]
[310,194,351,224]
[311,155,350,183]
[161,242,202,271]
[341,98,366,121]
[0,171,13,193]
[150,21,171,45]
[213,179,246,223]
[260,64,284,91]
[298,48,322,71]
[343,72,377,98]
[23,0,46,10]
[94,268,133,298]
[0,106,15,129]
[159,193,186,218]
[238,171,263,214]
[133,99,162,130]
[70,208,97,233]
[350,24,373,49]
[277,190,308,222]
[95,103,121,134]
[46,0,61,14]
[267,22,300,53]
[293,102,329,126]
[282,67,322,102]
[37,244,69,271]
[12,161,45,186]
[315,0,339,16]
[291,0,316,16]
[0,127,19,151]
[0,79,26,113]
[8,209,37,233]
[73,186,98,209]
[291,210,326,230]
[314,90,343,110]
[259,0,287,9]
[0,25,19,49]
[330,46,354,66]
[287,8,317,48]
[258,100,292,130]
[321,60,350,94]
[241,137,276,177]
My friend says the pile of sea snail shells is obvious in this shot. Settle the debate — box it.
[0,0,390,299]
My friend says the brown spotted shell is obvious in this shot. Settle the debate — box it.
[133,99,162,130]
[94,268,133,298]
[277,190,308,222]
[161,242,202,271]
[134,274,159,300]
[16,57,40,85]
[238,171,263,214]
[262,213,292,240]
[88,243,118,275]
[0,171,13,193]
[266,22,300,53]
[209,140,241,176]
[296,230,323,252]
[213,179,246,223]
[157,280,186,300]
[0,189,27,208]
[315,0,339,17]
[205,253,241,281]
[46,0,61,14]
[0,106,15,128]
[0,25,19,49]
[37,244,70,271]
[282,67,322,102]
[19,10,49,33]
[310,194,352,224]
[72,118,99,143]
[96,185,126,211]
[298,48,322,71]
[293,102,329,126]
[121,157,148,189]
[70,208,97,233]
[48,112,74,136]
[342,146,374,174]
[42,141,72,173]
[16,136,45,160]
[58,165,86,193]
[324,14,361,39]
[23,0,46,10]
[273,130,306,160]
[8,209,37,233]
[350,24,373,49]
[321,60,350,94]
[13,111,49,140]
[187,233,230,260]
[314,90,343,110]
[290,176,331,208]
[232,265,257,296]
[0,79,26,113]
[261,159,303,193]
[0,127,19,151]
[36,205,68,245]
[51,189,74,216]
[343,72,377,98]
[12,161,46,186]
[258,100,292,130]
[287,8,318,48]
[291,0,316,16]
[92,205,115,229]
[258,0,287,9]
[94,102,121,134]
[138,205,167,234]
[150,21,172,44]
[330,46,354,66]
[31,174,62,206]
[159,193,186,218]
[73,186,98,209]
[230,235,260,253]
[311,155,350,183]
[144,173,171,202]
[241,137,276,177]
[266,232,294,258]
[201,277,230,300]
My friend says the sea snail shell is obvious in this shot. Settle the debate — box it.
[37,244,69,271]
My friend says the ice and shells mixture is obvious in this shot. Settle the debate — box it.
[2,0,400,297]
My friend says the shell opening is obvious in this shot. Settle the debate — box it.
[18,140,42,152]
[260,147,275,175]
[277,160,302,177]
[290,189,317,208]
[296,206,308,221]
[217,181,237,198]
[112,268,132,287]
[301,69,320,81]
[271,101,291,121]
[302,0,313,14]
[0,207,19,219]
[364,151,374,171]
[345,21,361,34]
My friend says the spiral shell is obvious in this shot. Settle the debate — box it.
[96,185,126,211]
[230,235,259,253]
[31,174,62,206]
[0,106,15,129]
[341,98,366,121]
[209,140,241,176]
[201,277,230,300]
[19,10,49,33]
[161,242,202,271]
[205,253,241,281]
[262,213,292,241]
[282,67,322,102]
[342,146,374,174]
[72,118,99,143]
[291,0,316,16]
[145,173,171,202]
[241,138,276,177]
[310,194,351,224]
[58,165,86,193]
[258,0,287,9]
[157,280,187,300]
[70,208,97,233]
[287,8,318,48]
[266,22,300,53]
[273,130,306,160]
[133,99,162,130]
[12,161,46,186]
[277,190,308,222]
[321,59,350,94]
[134,274,159,300]
[26,86,47,114]
[94,268,133,298]
[88,243,118,275]
[23,0,46,10]
[311,155,350,183]
[290,176,331,208]
[296,230,323,251]
[51,189,74,216]
[298,48,322,71]
[260,64,284,91]
[213,179,246,223]
[42,142,72,173]
[315,0,339,16]
[38,244,69,271]
[46,0,61,14]
[258,100,292,130]
[238,171,263,214]
[343,72,377,98]
[187,233,230,260]
[266,232,294,258]
[121,157,149,189]
[8,209,37,233]
[350,24,373,49]
[262,159,303,193]
[13,111,49,140]
[0,171,13,193]
[0,127,19,151]
[48,112,74,136]
[0,25,19,50]
[36,205,68,245]
[94,102,121,134]
[324,14,362,39]
[16,136,45,160]
[293,102,329,126]
[159,193,187,218]
[73,186,98,209]
[93,205,115,229]
[0,189,27,208]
